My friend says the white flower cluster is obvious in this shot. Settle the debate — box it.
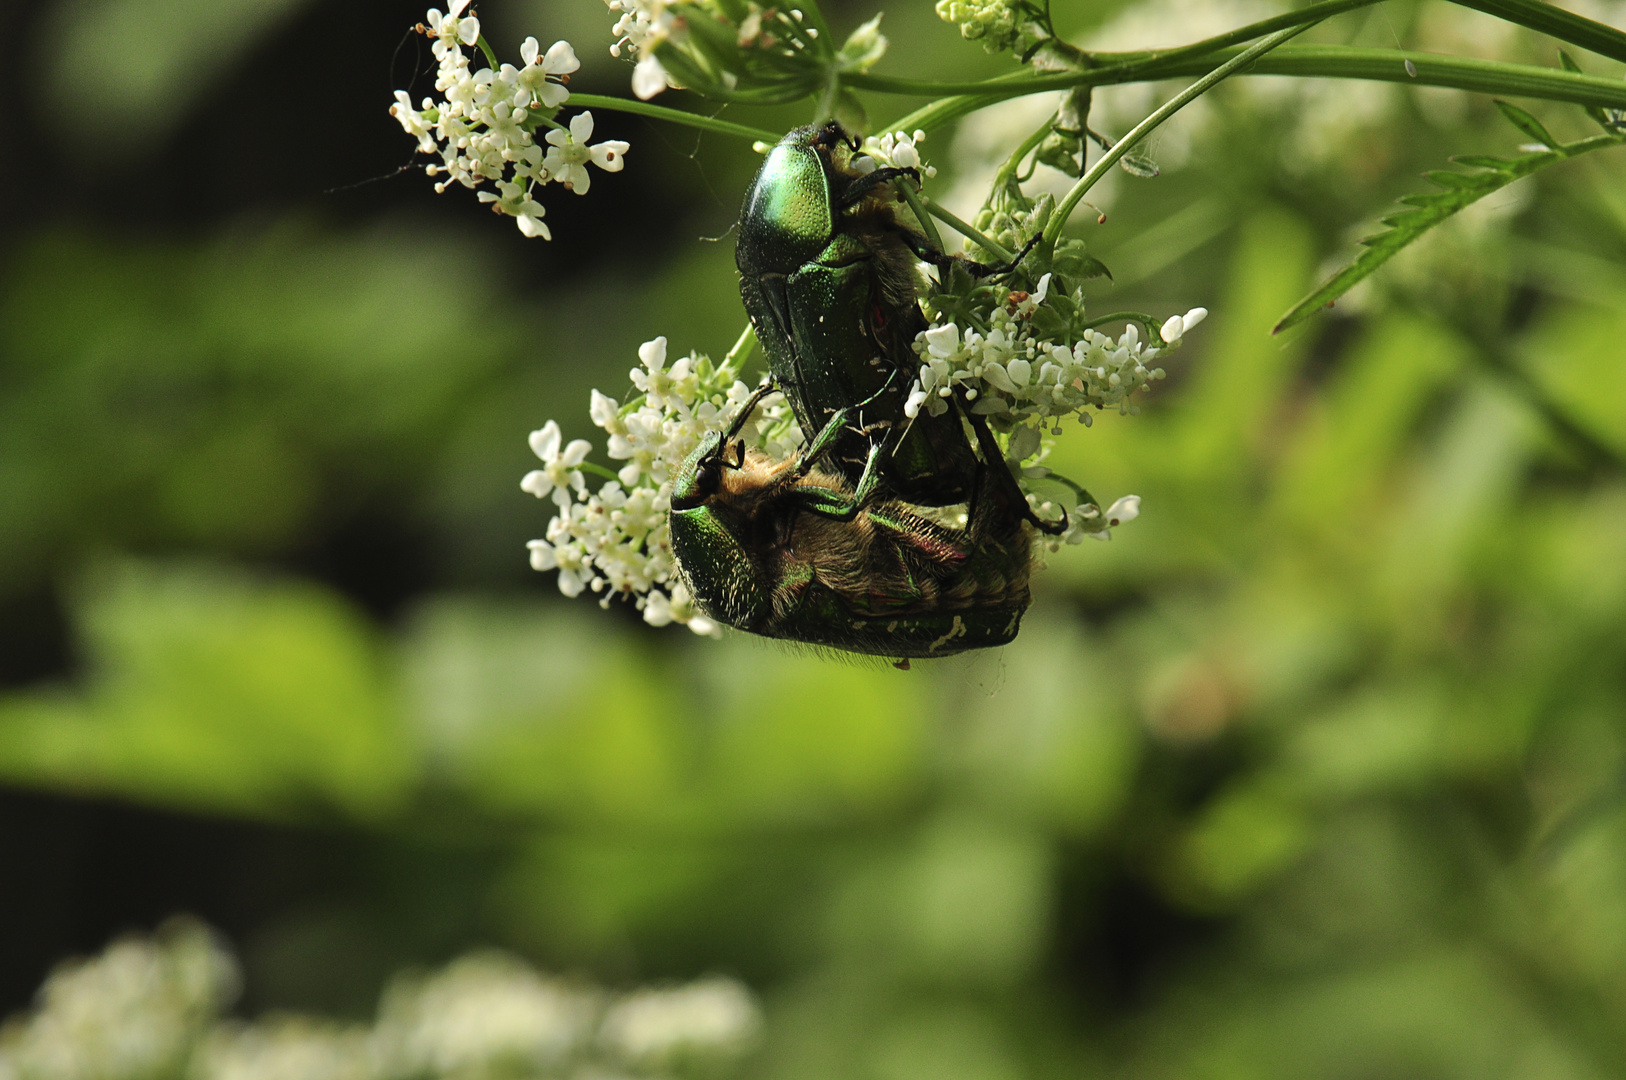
[197,1019,372,1080]
[906,274,1207,429]
[0,925,760,1080]
[523,337,799,634]
[606,0,683,99]
[858,129,938,179]
[0,918,238,1080]
[390,1,629,238]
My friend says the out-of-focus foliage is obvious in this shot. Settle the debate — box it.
[5,0,1626,1077]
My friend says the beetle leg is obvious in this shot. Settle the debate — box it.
[721,377,780,442]
[787,373,896,483]
[958,393,1069,536]
[835,167,922,210]
[791,440,883,523]
[895,229,1042,280]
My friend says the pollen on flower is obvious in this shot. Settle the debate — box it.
[388,13,629,237]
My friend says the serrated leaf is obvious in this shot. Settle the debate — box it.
[1274,133,1624,334]
[1449,154,1519,170]
[1494,100,1558,148]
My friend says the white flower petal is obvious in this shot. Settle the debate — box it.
[529,421,562,461]
[1105,495,1140,525]
[544,40,580,74]
[590,140,629,171]
[1182,307,1208,334]
[632,56,668,99]
[520,469,551,497]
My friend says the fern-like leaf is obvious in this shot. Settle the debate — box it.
[1274,115,1623,335]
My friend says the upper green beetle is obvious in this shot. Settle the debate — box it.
[736,122,985,509]
[735,122,1062,537]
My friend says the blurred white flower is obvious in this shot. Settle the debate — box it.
[0,919,237,1080]
[195,1018,371,1080]
[599,978,762,1065]
[372,952,596,1076]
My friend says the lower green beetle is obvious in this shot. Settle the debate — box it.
[669,383,1034,659]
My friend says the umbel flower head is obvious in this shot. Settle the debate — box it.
[523,336,799,633]
[389,2,629,238]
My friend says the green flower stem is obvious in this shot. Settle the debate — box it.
[992,122,1055,195]
[857,47,1626,111]
[1452,0,1626,64]
[1081,310,1162,332]
[1141,46,1626,109]
[580,462,624,483]
[1044,23,1314,246]
[724,322,759,370]
[565,94,781,143]
[888,95,1008,138]
[894,182,945,255]
[920,198,1014,263]
[859,0,1384,98]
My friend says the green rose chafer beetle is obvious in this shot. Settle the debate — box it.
[736,122,1058,536]
[668,382,1035,659]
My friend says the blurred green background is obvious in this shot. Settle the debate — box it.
[4,0,1626,1074]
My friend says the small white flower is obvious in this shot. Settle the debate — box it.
[543,111,629,193]
[522,421,591,507]
[516,37,577,108]
[632,55,669,99]
[426,1,479,60]
[476,179,550,238]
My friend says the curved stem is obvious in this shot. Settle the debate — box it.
[921,198,1014,262]
[580,461,624,483]
[1045,23,1315,246]
[991,121,1055,197]
[1140,46,1626,108]
[894,182,944,254]
[854,0,1384,98]
[865,48,1626,113]
[723,322,759,371]
[1081,311,1163,333]
[888,94,1008,138]
[1451,0,1626,64]
[566,94,781,143]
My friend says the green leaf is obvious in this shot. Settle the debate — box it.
[1273,133,1625,335]
[1559,49,1626,134]
[1494,99,1558,147]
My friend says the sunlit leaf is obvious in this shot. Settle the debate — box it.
[1274,128,1625,334]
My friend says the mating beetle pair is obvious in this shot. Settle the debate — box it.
[670,123,1058,659]
[668,382,1033,658]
